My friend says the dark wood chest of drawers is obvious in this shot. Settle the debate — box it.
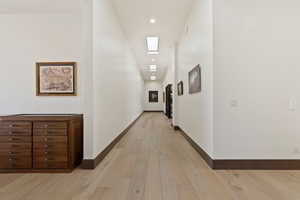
[0,114,83,173]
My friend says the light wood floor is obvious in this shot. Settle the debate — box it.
[1,112,300,200]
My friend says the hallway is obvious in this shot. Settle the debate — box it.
[0,112,299,200]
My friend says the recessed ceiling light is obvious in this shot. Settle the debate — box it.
[149,65,157,72]
[147,51,159,55]
[150,18,156,24]
[150,76,156,81]
[146,37,159,52]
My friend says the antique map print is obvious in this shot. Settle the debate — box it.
[40,65,74,94]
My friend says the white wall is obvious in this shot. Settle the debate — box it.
[144,81,163,111]
[213,0,300,159]
[81,0,94,159]
[0,7,96,159]
[162,48,176,116]
[0,14,83,115]
[92,0,144,158]
[174,0,300,160]
[0,0,145,160]
[176,0,214,156]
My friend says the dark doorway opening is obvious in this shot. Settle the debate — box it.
[165,84,173,119]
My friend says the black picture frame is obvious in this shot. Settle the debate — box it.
[188,64,201,94]
[149,91,159,103]
[177,81,184,96]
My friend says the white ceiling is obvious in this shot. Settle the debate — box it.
[0,0,80,14]
[111,0,195,81]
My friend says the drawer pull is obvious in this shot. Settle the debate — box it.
[9,138,21,141]
[46,131,56,134]
[44,151,55,155]
[9,132,21,135]
[45,158,55,161]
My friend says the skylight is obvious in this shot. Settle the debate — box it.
[149,65,157,72]
[147,51,159,55]
[150,76,156,81]
[147,37,159,52]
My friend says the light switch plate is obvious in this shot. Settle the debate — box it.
[289,98,296,111]
[230,100,238,108]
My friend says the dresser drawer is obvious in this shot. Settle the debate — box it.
[0,122,32,129]
[34,149,67,156]
[34,162,68,169]
[0,128,32,136]
[0,143,31,150]
[33,143,67,150]
[33,136,67,143]
[34,155,68,162]
[0,156,32,169]
[33,128,67,136]
[0,136,32,143]
[34,122,67,129]
[0,122,32,136]
[0,149,31,156]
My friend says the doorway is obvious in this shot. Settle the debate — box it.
[165,84,173,119]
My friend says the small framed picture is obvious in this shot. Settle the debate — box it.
[36,62,77,96]
[177,81,184,96]
[149,91,159,103]
[189,64,201,94]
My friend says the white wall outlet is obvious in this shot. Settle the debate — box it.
[230,100,238,108]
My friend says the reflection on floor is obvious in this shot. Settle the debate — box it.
[0,112,299,200]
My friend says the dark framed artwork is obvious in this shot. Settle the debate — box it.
[149,91,159,103]
[177,81,184,96]
[188,64,201,94]
[36,62,77,96]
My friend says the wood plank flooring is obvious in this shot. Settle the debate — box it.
[1,112,300,200]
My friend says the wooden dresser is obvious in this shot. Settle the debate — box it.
[0,114,83,173]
